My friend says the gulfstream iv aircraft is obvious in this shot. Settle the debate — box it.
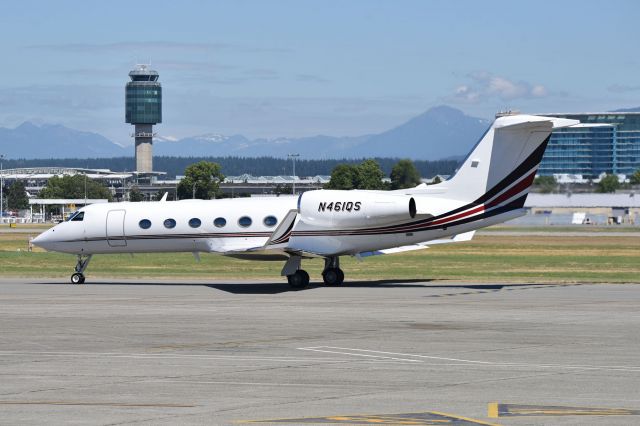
[33,114,578,288]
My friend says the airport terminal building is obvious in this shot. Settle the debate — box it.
[539,112,640,178]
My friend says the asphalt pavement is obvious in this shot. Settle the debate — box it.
[0,278,639,425]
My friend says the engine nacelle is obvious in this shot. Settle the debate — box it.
[298,190,416,228]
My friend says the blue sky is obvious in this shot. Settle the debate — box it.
[0,0,638,145]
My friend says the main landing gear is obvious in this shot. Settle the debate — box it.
[282,256,345,289]
[322,256,344,286]
[70,254,92,284]
[287,270,310,289]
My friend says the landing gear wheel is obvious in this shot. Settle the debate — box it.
[71,273,85,284]
[322,268,345,286]
[287,270,310,290]
[71,254,92,285]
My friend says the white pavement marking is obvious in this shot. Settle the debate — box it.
[297,346,640,372]
[141,379,384,388]
[294,347,422,363]
[0,350,416,365]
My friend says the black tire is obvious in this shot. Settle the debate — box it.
[299,270,310,286]
[323,268,345,286]
[322,268,339,285]
[71,273,84,284]
[287,270,310,289]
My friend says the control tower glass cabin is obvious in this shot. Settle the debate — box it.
[125,65,162,174]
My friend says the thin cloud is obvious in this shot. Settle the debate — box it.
[296,74,330,84]
[243,68,279,80]
[448,72,549,104]
[27,41,291,54]
[0,84,118,110]
[608,84,640,93]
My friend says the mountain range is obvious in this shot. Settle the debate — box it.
[0,106,512,160]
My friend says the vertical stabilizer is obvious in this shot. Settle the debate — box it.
[443,115,578,205]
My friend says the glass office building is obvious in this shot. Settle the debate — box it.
[538,112,640,178]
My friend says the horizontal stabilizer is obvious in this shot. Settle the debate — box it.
[428,230,476,244]
[357,231,476,258]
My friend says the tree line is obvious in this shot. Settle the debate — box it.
[534,171,640,193]
[1,156,460,179]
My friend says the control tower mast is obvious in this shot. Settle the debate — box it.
[125,65,162,174]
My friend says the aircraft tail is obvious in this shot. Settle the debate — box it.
[439,114,578,206]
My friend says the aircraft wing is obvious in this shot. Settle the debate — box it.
[263,209,298,248]
[357,231,475,258]
[223,209,315,260]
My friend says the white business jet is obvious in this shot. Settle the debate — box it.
[33,114,578,288]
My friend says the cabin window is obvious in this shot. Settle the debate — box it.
[69,211,84,222]
[214,217,226,228]
[188,218,201,228]
[163,218,176,229]
[139,219,152,229]
[238,216,252,228]
[263,215,278,227]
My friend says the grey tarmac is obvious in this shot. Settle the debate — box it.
[0,277,639,425]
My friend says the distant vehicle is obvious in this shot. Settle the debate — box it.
[33,114,578,286]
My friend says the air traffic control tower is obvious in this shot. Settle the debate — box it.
[126,65,161,174]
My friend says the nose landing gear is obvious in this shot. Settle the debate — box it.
[70,254,92,284]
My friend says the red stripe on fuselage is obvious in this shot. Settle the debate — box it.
[486,170,536,208]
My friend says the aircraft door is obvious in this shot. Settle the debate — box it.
[106,210,127,247]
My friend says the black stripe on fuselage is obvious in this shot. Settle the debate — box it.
[292,195,526,237]
[61,232,272,243]
[474,135,550,205]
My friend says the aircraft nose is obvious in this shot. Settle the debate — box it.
[32,229,54,250]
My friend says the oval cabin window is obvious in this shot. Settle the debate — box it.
[263,215,278,227]
[238,216,252,228]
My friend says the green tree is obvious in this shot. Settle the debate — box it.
[325,164,359,190]
[356,159,386,190]
[177,161,225,200]
[129,186,145,202]
[630,170,640,185]
[39,175,112,201]
[6,181,29,210]
[274,183,293,195]
[534,175,557,193]
[325,160,386,190]
[597,174,620,193]
[429,176,442,185]
[390,159,422,190]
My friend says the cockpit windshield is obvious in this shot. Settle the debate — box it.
[67,211,85,222]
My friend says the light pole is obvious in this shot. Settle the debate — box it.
[192,182,196,199]
[288,153,300,195]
